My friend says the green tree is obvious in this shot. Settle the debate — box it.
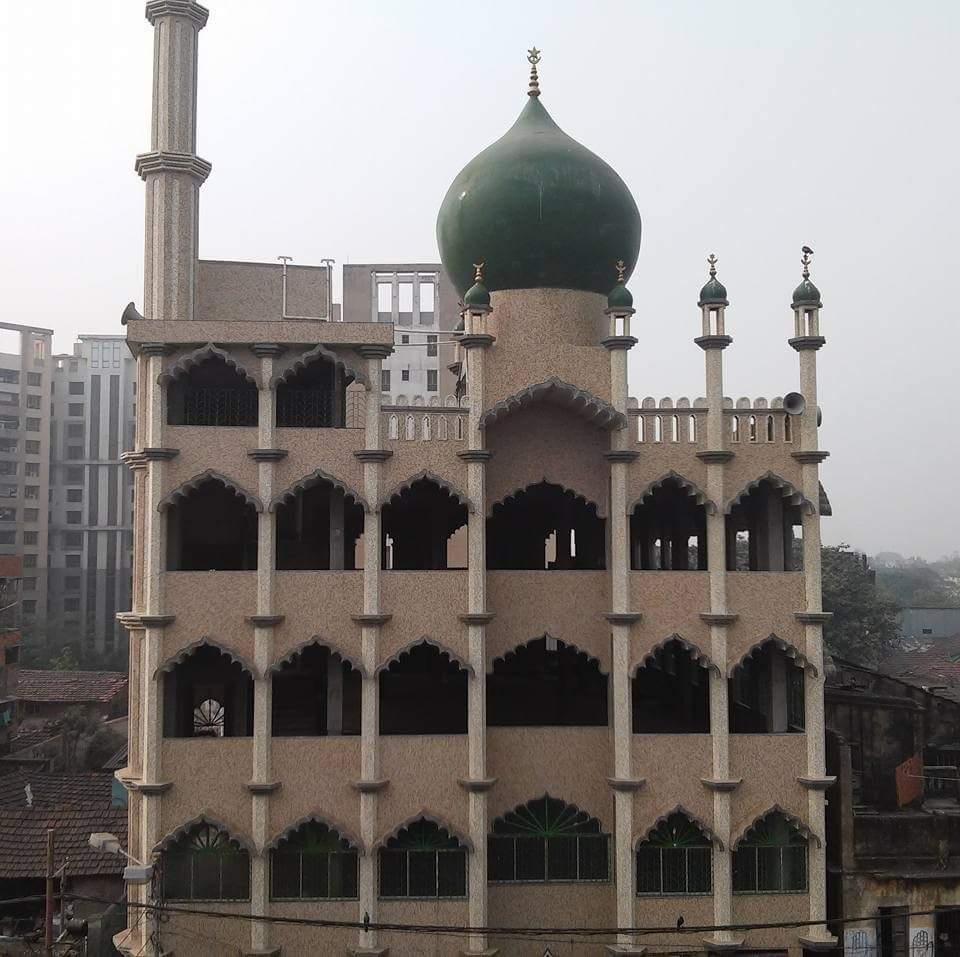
[821,544,901,666]
[50,646,79,671]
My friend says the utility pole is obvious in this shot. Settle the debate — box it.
[44,827,55,956]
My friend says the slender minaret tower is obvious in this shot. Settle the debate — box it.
[136,1,211,323]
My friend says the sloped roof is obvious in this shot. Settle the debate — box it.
[879,636,960,703]
[7,725,57,754]
[15,670,127,704]
[0,802,127,878]
[0,771,114,809]
[101,742,128,772]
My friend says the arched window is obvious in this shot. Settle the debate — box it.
[636,812,712,895]
[382,477,467,570]
[276,354,351,428]
[422,415,432,440]
[654,415,663,443]
[388,415,399,440]
[670,414,679,442]
[726,479,805,572]
[167,355,258,427]
[270,820,359,900]
[162,823,250,901]
[688,415,697,443]
[732,812,808,893]
[378,819,467,899]
[630,478,707,571]
[632,639,710,733]
[379,642,468,735]
[271,644,361,737]
[637,415,645,443]
[729,642,805,734]
[748,414,758,442]
[766,415,775,442]
[731,415,740,441]
[784,415,793,442]
[489,796,609,883]
[405,415,415,440]
[275,478,364,570]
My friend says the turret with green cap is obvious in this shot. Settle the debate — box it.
[698,254,728,307]
[792,246,822,308]
[606,260,635,314]
[464,262,491,312]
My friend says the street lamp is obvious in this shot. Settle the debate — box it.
[88,832,153,884]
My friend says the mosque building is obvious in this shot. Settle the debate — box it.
[117,3,835,954]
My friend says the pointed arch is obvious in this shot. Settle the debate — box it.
[479,377,627,432]
[489,480,604,519]
[158,469,262,512]
[633,634,718,676]
[269,468,368,513]
[267,636,366,678]
[375,810,473,851]
[732,805,819,849]
[491,794,608,836]
[270,343,368,389]
[381,469,474,513]
[725,471,816,516]
[158,343,257,385]
[729,634,816,677]
[631,470,717,515]
[491,633,606,675]
[155,636,259,681]
[376,637,473,677]
[267,812,365,854]
[154,812,255,854]
[637,804,722,849]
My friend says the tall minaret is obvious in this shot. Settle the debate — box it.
[135,1,211,323]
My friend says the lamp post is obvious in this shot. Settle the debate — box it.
[89,833,156,955]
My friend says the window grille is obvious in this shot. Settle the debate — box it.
[488,796,610,883]
[276,389,337,428]
[732,813,807,893]
[162,824,250,901]
[178,386,258,427]
[271,821,359,900]
[192,698,225,737]
[636,813,712,895]
[378,819,467,899]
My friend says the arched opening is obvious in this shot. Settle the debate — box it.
[378,818,467,899]
[632,639,710,733]
[271,644,361,736]
[729,642,805,734]
[487,636,607,727]
[270,820,359,900]
[162,644,254,738]
[733,811,808,893]
[487,482,605,570]
[277,354,352,428]
[162,822,250,901]
[726,478,805,571]
[489,796,610,883]
[381,477,467,570]
[165,478,258,571]
[167,355,258,427]
[630,478,707,571]
[275,479,364,570]
[636,811,713,895]
[379,642,468,735]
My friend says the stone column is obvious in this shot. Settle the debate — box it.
[457,310,497,957]
[602,308,643,956]
[694,300,741,952]
[352,347,393,957]
[137,1,211,324]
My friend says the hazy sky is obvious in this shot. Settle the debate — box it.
[2,1,958,559]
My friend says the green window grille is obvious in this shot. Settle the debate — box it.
[378,819,467,899]
[732,812,808,893]
[636,813,712,896]
[270,821,359,900]
[162,824,250,901]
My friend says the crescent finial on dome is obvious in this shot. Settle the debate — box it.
[527,48,541,97]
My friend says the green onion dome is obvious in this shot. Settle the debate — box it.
[698,254,728,307]
[791,277,822,308]
[607,280,634,312]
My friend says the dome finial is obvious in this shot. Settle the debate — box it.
[527,48,541,97]
[800,245,813,279]
[698,253,728,307]
[615,259,626,283]
[473,261,485,283]
[792,245,821,308]
[707,253,718,278]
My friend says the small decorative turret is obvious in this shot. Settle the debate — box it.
[464,262,491,312]
[792,246,822,309]
[606,259,635,314]
[698,253,729,307]
[789,246,825,347]
[695,255,731,345]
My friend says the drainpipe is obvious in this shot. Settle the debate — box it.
[276,255,333,321]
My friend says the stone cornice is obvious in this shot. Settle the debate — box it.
[694,334,733,351]
[352,614,392,626]
[142,447,179,461]
[458,333,496,350]
[246,781,282,795]
[130,780,173,796]
[459,612,494,625]
[457,450,493,462]
[250,343,286,358]
[457,777,497,793]
[795,612,833,624]
[248,449,288,462]
[605,612,642,625]
[145,0,209,28]
[606,777,646,793]
[138,342,171,357]
[700,613,739,626]
[352,779,389,794]
[788,335,827,352]
[246,615,285,628]
[116,613,175,631]
[701,778,742,793]
[792,450,830,464]
[797,935,839,952]
[134,151,212,183]
[356,345,393,360]
[798,775,837,791]
[702,937,745,953]
[603,450,639,463]
[354,449,393,462]
[696,450,735,464]
[120,452,147,471]
[600,335,638,351]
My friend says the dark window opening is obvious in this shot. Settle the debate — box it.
[379,818,467,899]
[270,821,358,900]
[276,356,352,428]
[162,823,250,901]
[633,639,710,733]
[732,812,808,893]
[487,636,608,727]
[729,643,805,734]
[162,644,254,738]
[382,478,467,570]
[167,356,258,427]
[727,480,803,571]
[630,479,707,570]
[489,796,609,883]
[379,642,467,735]
[272,644,361,736]
[276,481,363,570]
[166,479,258,571]
[487,482,605,570]
[636,812,712,895]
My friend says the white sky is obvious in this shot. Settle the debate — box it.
[1,0,958,559]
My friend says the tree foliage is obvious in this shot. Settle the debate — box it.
[821,544,901,666]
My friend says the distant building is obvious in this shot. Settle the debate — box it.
[899,606,960,641]
[0,555,22,752]
[14,669,127,724]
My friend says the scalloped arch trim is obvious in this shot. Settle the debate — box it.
[725,471,816,516]
[381,470,474,513]
[154,636,259,680]
[729,634,817,677]
[158,343,258,386]
[480,377,626,432]
[633,634,718,676]
[375,637,473,677]
[632,471,717,515]
[267,636,367,678]
[637,804,723,850]
[154,811,256,854]
[490,634,607,676]
[731,805,820,849]
[491,793,607,832]
[270,468,368,513]
[488,480,605,519]
[157,469,263,513]
[266,812,365,854]
[271,343,369,389]
[374,810,473,851]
